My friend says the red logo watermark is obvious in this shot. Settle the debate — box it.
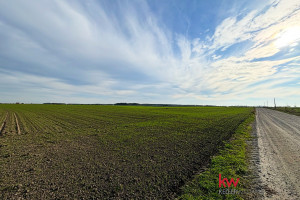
[219,174,240,188]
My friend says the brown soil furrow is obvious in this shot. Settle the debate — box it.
[0,112,8,135]
[14,113,21,134]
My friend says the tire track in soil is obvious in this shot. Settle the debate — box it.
[0,112,22,135]
[0,112,8,135]
[14,113,21,135]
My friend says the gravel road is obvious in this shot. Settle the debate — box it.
[256,108,300,199]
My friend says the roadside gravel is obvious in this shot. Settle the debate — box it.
[256,108,300,199]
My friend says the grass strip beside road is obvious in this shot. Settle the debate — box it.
[179,110,255,200]
[270,107,300,116]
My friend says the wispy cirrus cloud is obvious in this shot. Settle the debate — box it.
[173,0,300,105]
[0,0,299,105]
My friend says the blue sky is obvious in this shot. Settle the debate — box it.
[0,0,300,106]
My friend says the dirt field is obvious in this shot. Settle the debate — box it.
[0,104,252,199]
[256,108,300,199]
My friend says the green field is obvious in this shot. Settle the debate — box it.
[0,104,253,199]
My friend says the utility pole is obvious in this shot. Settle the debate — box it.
[274,98,276,109]
[267,100,268,107]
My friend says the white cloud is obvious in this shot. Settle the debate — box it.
[172,0,300,104]
[0,0,299,105]
[209,0,300,52]
[210,10,257,50]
